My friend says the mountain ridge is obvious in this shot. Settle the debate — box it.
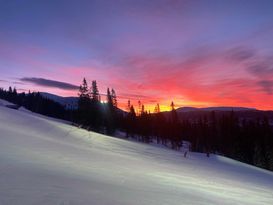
[176,106,257,113]
[40,92,262,112]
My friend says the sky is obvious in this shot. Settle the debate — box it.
[1,0,273,111]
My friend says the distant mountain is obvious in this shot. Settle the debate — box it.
[40,92,126,114]
[176,106,256,113]
[162,106,273,125]
[175,107,199,112]
[40,92,78,109]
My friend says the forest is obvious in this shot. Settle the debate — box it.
[1,78,273,171]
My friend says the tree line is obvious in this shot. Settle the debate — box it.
[123,105,273,170]
[1,79,273,171]
[0,87,66,119]
[75,78,273,171]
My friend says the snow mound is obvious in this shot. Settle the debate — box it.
[0,105,272,205]
[0,99,15,106]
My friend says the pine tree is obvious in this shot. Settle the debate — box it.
[91,80,100,102]
[127,100,131,112]
[170,101,178,123]
[8,86,12,93]
[12,87,17,95]
[78,78,89,98]
[141,104,145,115]
[87,80,102,131]
[154,103,160,113]
[130,105,136,119]
[127,105,136,137]
[111,88,117,107]
[169,101,180,150]
[138,100,141,116]
[105,88,116,134]
[107,88,113,107]
[78,78,90,124]
[170,101,175,111]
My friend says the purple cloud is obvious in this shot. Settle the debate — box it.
[20,77,78,90]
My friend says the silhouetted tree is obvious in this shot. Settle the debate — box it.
[91,80,100,102]
[154,103,160,113]
[78,78,90,124]
[111,88,117,107]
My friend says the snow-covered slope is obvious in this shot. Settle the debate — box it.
[0,99,15,106]
[0,105,272,205]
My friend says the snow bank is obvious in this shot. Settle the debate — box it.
[0,105,272,205]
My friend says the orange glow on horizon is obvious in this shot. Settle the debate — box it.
[115,98,271,113]
[11,83,273,113]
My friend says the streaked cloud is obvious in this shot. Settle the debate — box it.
[226,46,256,62]
[257,80,273,95]
[20,77,78,90]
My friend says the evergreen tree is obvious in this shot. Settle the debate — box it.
[111,88,117,107]
[91,80,100,102]
[126,105,136,138]
[154,103,160,113]
[127,100,131,112]
[169,101,180,150]
[107,88,113,107]
[104,88,116,134]
[12,87,17,95]
[78,78,89,98]
[8,86,12,93]
[170,101,178,123]
[78,78,90,124]
[141,104,145,115]
[89,80,102,131]
[138,100,141,116]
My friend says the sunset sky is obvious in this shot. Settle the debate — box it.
[1,0,273,111]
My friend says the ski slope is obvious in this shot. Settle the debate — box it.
[0,102,272,205]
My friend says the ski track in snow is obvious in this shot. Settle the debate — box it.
[0,103,273,205]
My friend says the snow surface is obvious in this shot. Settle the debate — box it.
[0,99,15,106]
[0,104,273,205]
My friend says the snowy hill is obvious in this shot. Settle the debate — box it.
[0,98,16,106]
[0,103,272,205]
[40,92,78,109]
